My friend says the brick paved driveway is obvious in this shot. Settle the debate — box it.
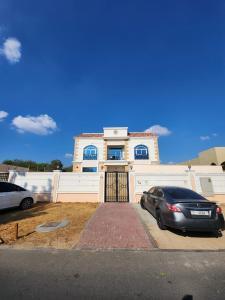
[76,203,154,250]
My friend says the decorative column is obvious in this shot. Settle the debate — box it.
[99,172,105,203]
[129,170,135,203]
[52,170,61,203]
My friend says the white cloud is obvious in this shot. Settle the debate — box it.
[0,110,8,121]
[168,161,175,164]
[0,37,21,63]
[145,124,172,136]
[65,153,73,158]
[200,133,218,140]
[12,114,57,135]
[200,136,210,141]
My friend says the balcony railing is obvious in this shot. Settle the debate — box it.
[83,154,97,160]
[107,155,123,160]
[135,154,149,160]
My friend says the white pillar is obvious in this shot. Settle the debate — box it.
[52,170,61,203]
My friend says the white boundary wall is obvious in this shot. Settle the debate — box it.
[9,171,53,193]
[194,173,225,195]
[8,167,225,203]
[57,173,100,193]
[8,171,54,202]
[8,170,102,203]
[135,173,192,193]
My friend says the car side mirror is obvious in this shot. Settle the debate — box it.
[143,191,148,194]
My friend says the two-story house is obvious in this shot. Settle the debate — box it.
[73,127,159,173]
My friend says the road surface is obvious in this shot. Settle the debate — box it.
[0,249,225,300]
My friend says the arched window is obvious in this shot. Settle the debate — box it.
[83,145,97,160]
[134,145,149,160]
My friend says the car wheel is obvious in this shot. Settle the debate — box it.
[20,198,33,210]
[140,198,145,210]
[156,210,167,230]
[215,230,222,238]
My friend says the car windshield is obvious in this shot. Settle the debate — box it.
[164,188,205,200]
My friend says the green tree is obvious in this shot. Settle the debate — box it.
[49,160,63,171]
[63,165,73,172]
[2,159,64,172]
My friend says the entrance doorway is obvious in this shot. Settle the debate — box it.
[105,172,129,202]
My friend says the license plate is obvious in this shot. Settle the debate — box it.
[190,210,210,216]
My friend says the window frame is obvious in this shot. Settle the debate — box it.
[82,167,97,172]
[83,145,98,160]
[107,147,124,160]
[134,145,149,160]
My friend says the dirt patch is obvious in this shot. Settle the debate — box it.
[0,202,98,249]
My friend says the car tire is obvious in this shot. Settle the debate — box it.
[20,198,33,210]
[215,230,222,238]
[156,210,167,230]
[140,198,145,210]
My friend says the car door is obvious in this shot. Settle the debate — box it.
[0,182,14,209]
[0,182,22,209]
[145,187,156,214]
[152,189,164,217]
[148,188,159,216]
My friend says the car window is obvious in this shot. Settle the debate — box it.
[0,182,25,193]
[148,187,155,193]
[156,190,163,197]
[11,183,26,192]
[153,188,159,196]
[0,182,7,193]
[165,188,205,200]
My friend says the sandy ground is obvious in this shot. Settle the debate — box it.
[0,202,98,249]
[134,203,225,250]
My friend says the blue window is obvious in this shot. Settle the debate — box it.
[83,145,97,160]
[107,147,123,160]
[82,167,97,172]
[134,145,149,160]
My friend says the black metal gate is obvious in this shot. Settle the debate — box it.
[105,172,129,202]
[0,172,9,182]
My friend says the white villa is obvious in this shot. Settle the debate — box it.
[73,127,159,173]
[8,127,225,204]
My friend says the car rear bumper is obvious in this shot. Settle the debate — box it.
[164,212,223,232]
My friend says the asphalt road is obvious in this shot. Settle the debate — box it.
[0,249,225,300]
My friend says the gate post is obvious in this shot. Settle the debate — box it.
[129,171,135,203]
[99,172,105,203]
[52,170,61,203]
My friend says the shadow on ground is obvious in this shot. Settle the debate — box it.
[167,227,223,238]
[0,203,52,225]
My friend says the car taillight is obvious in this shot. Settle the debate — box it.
[166,203,181,213]
[216,207,222,214]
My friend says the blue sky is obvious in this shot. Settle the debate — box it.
[0,0,225,166]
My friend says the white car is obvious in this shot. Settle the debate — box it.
[0,181,35,210]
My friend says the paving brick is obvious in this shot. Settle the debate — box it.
[77,203,153,250]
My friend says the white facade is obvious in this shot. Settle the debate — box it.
[73,127,159,172]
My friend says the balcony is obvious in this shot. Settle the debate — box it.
[83,154,97,160]
[107,147,124,161]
